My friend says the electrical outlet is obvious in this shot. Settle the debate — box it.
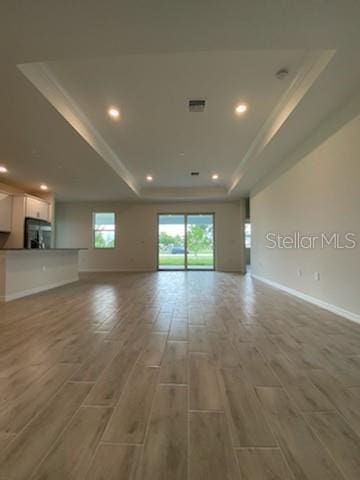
[314,271,320,281]
[297,268,302,277]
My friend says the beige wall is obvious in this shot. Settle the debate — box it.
[0,250,79,301]
[251,115,360,317]
[55,201,246,272]
[0,182,22,194]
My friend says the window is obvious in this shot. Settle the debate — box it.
[158,214,214,270]
[93,212,116,248]
[245,222,251,248]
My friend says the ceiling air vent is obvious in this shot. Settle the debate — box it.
[188,99,206,112]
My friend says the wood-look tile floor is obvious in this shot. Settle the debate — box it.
[0,271,359,479]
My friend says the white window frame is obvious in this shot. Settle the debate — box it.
[92,212,116,249]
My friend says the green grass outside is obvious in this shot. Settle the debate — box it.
[159,254,214,267]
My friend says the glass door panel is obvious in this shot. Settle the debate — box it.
[186,214,214,270]
[158,214,186,270]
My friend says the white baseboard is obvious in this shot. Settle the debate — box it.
[252,274,360,325]
[80,268,245,274]
[80,268,156,273]
[216,268,246,275]
[218,269,246,273]
[1,277,79,302]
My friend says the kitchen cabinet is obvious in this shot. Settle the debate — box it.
[25,196,50,221]
[0,192,13,232]
[3,193,53,248]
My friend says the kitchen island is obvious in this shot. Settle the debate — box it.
[0,249,85,302]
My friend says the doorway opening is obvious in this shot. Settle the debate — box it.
[245,222,251,271]
[158,213,215,270]
[245,198,251,273]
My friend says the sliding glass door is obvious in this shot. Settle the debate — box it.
[158,214,186,270]
[187,214,214,269]
[158,213,214,270]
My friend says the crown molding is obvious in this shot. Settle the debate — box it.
[18,51,335,202]
[18,62,140,196]
[250,83,360,197]
[141,186,228,200]
[229,49,335,193]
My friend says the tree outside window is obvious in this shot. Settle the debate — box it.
[187,224,212,257]
[93,212,116,248]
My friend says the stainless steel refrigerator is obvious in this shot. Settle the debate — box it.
[24,217,52,248]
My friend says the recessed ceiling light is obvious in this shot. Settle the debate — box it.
[235,103,248,115]
[0,165,8,173]
[212,174,219,180]
[108,107,120,119]
[146,175,153,181]
[40,184,48,191]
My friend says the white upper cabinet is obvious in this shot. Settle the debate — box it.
[0,192,13,232]
[25,196,50,221]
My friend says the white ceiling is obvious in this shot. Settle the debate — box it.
[1,1,360,202]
